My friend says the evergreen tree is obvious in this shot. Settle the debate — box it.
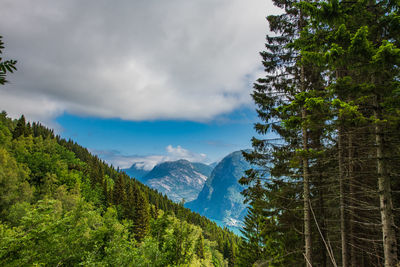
[123,180,135,220]
[245,0,400,266]
[227,242,236,267]
[297,2,400,265]
[238,178,265,266]
[195,233,205,259]
[12,115,27,139]
[113,173,126,206]
[132,184,150,242]
[243,0,323,263]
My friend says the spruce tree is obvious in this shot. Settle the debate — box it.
[132,184,149,242]
[195,233,205,259]
[113,173,126,206]
[123,181,135,220]
[297,2,400,265]
[238,178,265,266]
[12,115,27,139]
[244,0,400,266]
[243,0,328,264]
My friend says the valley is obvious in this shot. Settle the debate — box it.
[123,151,250,231]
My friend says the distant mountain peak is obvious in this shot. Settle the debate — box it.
[174,159,190,163]
[122,162,151,180]
[129,159,213,203]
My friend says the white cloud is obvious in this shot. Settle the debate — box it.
[0,0,281,123]
[95,145,208,170]
[129,156,166,171]
[166,145,207,163]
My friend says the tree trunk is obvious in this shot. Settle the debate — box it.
[339,126,348,267]
[301,64,312,267]
[374,106,398,267]
[302,111,312,267]
[318,169,327,267]
[348,132,357,267]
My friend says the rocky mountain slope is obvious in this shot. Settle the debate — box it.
[185,150,250,227]
[137,160,213,202]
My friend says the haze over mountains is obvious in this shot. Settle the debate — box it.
[123,150,250,228]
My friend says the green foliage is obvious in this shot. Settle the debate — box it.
[0,148,32,216]
[0,199,137,266]
[0,111,238,266]
[0,36,17,85]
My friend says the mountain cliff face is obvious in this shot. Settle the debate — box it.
[141,160,212,202]
[185,150,250,227]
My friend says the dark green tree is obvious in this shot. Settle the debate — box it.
[297,2,400,265]
[132,184,150,242]
[123,180,135,220]
[227,241,236,267]
[12,115,28,139]
[113,173,126,206]
[245,0,400,266]
[195,233,205,259]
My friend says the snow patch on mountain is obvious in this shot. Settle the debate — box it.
[138,159,212,202]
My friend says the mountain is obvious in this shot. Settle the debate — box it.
[185,150,250,227]
[140,159,213,202]
[122,163,150,180]
[208,162,218,169]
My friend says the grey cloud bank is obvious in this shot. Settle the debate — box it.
[0,0,280,123]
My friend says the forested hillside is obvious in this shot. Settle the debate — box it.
[239,1,400,266]
[0,112,239,266]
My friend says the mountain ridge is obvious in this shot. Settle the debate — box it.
[126,159,213,202]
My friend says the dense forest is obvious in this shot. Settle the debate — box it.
[239,0,400,266]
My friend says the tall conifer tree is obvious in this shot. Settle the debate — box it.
[244,0,400,266]
[132,183,150,242]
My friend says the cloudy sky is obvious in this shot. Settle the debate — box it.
[0,0,280,169]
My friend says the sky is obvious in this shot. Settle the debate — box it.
[0,0,280,169]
